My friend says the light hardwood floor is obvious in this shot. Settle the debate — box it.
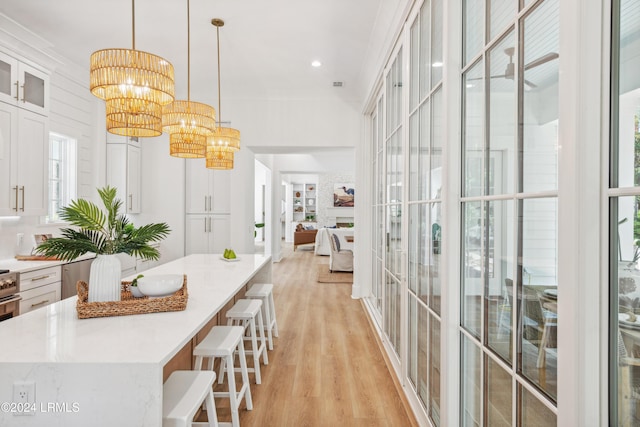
[208,244,418,426]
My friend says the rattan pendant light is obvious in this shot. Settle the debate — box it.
[206,18,240,170]
[162,0,216,158]
[90,0,175,137]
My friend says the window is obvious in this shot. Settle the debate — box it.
[47,132,77,223]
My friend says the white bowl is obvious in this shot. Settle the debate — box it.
[136,274,183,297]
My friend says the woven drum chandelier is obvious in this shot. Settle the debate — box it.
[206,18,240,170]
[90,0,175,137]
[162,0,216,158]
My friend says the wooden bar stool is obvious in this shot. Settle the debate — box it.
[220,299,268,384]
[193,326,252,427]
[163,370,218,427]
[245,283,279,350]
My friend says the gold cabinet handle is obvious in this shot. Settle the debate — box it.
[30,275,51,282]
[14,81,19,100]
[20,186,25,211]
[129,194,133,210]
[13,186,18,212]
[20,83,25,103]
[204,195,207,212]
[31,299,49,308]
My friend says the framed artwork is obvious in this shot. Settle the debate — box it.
[334,183,355,207]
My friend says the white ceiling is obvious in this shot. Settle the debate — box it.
[0,0,403,153]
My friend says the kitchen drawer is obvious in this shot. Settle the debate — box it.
[19,281,60,315]
[20,265,61,292]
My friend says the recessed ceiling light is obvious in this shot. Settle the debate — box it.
[432,61,444,67]
[311,60,322,67]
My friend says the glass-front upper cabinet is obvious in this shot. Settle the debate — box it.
[0,50,49,115]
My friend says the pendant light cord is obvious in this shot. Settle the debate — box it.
[187,0,191,102]
[131,0,136,50]
[216,24,222,129]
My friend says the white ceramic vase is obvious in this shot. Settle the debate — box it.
[88,254,122,302]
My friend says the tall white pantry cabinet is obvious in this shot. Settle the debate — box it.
[0,49,49,216]
[184,160,231,254]
[106,134,141,214]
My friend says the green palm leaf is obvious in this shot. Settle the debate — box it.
[34,186,171,261]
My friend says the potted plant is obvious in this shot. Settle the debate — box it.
[35,186,170,302]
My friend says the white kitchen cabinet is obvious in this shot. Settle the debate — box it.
[106,135,141,214]
[0,50,49,115]
[185,214,230,255]
[19,265,61,315]
[185,160,230,214]
[0,102,49,216]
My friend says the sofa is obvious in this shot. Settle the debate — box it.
[294,225,318,251]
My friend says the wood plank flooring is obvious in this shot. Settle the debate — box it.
[208,244,417,426]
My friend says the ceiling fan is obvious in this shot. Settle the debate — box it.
[470,47,559,89]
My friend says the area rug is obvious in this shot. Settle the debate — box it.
[316,264,353,284]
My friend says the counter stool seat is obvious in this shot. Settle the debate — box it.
[220,299,268,385]
[245,283,278,350]
[163,370,218,427]
[194,326,252,427]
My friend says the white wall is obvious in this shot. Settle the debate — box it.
[229,147,256,254]
[225,98,360,150]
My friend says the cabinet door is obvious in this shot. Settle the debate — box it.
[0,51,18,107]
[0,102,17,215]
[211,170,230,213]
[209,215,230,253]
[106,143,127,206]
[19,281,61,315]
[127,144,141,213]
[185,160,211,214]
[17,109,48,216]
[185,215,210,255]
[16,62,48,115]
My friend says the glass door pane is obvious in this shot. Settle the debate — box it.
[463,201,484,337]
[486,200,514,362]
[488,31,516,196]
[463,0,484,66]
[487,357,512,426]
[520,0,559,193]
[518,197,558,400]
[519,384,556,425]
[462,335,482,426]
[488,0,515,41]
[429,314,441,425]
[463,60,485,197]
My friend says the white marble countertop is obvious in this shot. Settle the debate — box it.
[0,252,96,274]
[0,253,271,365]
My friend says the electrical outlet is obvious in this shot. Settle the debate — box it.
[12,381,35,416]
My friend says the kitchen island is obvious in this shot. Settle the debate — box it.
[0,253,271,426]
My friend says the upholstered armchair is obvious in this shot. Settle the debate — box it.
[329,233,353,272]
[293,223,318,251]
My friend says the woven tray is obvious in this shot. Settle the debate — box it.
[76,275,188,319]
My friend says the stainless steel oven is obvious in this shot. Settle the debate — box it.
[0,271,20,321]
